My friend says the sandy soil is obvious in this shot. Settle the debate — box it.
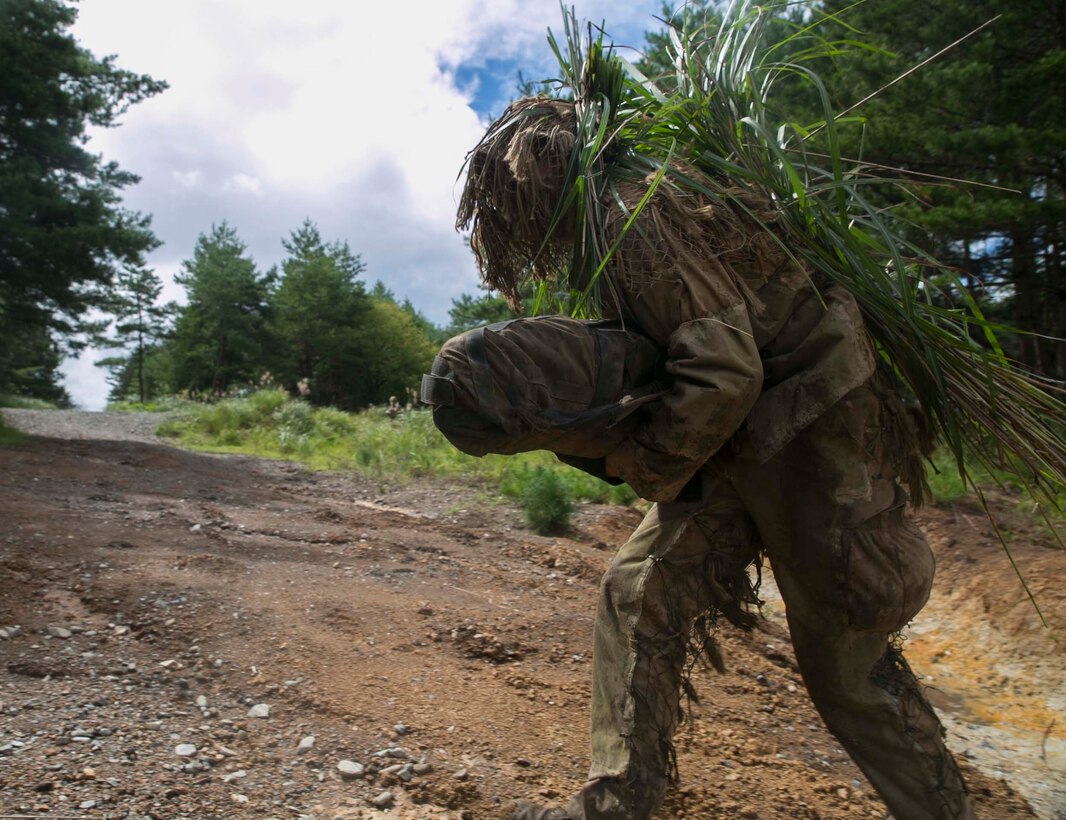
[0,409,1062,819]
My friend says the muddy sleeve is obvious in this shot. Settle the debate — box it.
[604,268,762,502]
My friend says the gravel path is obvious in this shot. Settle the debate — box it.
[1,408,171,443]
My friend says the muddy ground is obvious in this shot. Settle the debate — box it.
[0,409,1062,819]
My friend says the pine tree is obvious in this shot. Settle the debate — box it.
[96,264,171,403]
[0,0,165,397]
[272,221,370,408]
[169,223,273,396]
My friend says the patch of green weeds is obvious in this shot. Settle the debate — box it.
[518,467,575,534]
[0,417,25,445]
[0,393,55,409]
[156,391,636,511]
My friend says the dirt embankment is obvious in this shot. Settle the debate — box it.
[0,409,1062,819]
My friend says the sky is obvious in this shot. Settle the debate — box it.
[61,0,670,409]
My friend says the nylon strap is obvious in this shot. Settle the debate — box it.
[420,373,454,406]
[592,327,624,408]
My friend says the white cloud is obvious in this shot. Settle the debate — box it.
[226,174,264,196]
[172,170,203,189]
[62,0,665,408]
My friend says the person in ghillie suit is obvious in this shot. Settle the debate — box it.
[456,96,976,820]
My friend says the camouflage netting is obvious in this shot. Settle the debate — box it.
[459,98,800,318]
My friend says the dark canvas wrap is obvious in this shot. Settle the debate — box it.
[421,316,665,459]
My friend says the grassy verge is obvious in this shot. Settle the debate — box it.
[157,390,635,531]
[0,394,48,444]
[926,448,1064,513]
[107,397,196,413]
[0,393,56,409]
[0,416,25,445]
[151,389,1062,532]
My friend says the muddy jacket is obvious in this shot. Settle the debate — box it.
[599,196,876,502]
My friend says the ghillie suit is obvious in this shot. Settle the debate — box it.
[450,5,1065,820]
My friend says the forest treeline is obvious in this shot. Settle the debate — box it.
[1,0,1062,409]
[95,220,519,409]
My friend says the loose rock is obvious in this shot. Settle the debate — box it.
[337,759,365,780]
[371,790,394,808]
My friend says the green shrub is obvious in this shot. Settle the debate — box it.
[520,467,575,534]
[274,400,314,451]
[248,389,289,417]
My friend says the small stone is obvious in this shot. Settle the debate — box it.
[739,808,759,819]
[372,746,407,759]
[454,768,469,781]
[113,625,130,636]
[393,723,408,736]
[174,744,197,757]
[836,787,849,799]
[231,793,249,804]
[413,762,433,776]
[195,695,208,708]
[337,760,364,780]
[297,735,315,754]
[371,791,394,808]
[50,626,72,639]
[246,703,270,719]
[79,800,96,809]
[190,524,202,532]
[81,767,96,780]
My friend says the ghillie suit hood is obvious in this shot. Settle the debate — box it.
[456,98,578,308]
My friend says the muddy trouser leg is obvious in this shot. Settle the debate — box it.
[567,486,758,820]
[731,384,974,820]
[769,542,973,820]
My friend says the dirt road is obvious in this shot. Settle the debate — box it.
[0,409,1062,819]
